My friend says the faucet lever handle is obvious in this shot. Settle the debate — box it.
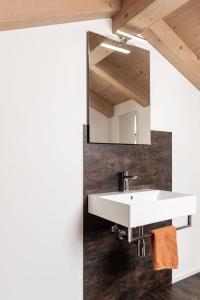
[123,170,129,177]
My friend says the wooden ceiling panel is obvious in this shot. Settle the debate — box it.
[88,32,106,52]
[91,59,149,107]
[89,70,128,106]
[106,45,150,93]
[165,0,200,58]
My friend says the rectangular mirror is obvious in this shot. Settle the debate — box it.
[87,32,151,145]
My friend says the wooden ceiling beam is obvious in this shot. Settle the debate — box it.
[0,0,121,31]
[164,0,200,59]
[112,0,190,34]
[91,60,150,107]
[89,90,114,118]
[142,19,200,90]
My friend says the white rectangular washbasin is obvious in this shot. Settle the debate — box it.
[88,190,197,228]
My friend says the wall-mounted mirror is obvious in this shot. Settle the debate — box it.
[87,32,151,145]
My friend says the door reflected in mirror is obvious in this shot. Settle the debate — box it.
[88,32,151,145]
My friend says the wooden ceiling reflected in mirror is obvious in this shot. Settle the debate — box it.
[87,32,151,145]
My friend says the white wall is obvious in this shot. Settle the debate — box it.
[0,19,112,300]
[110,100,151,144]
[89,107,110,143]
[90,99,150,144]
[0,17,199,300]
[150,47,200,282]
[127,36,200,283]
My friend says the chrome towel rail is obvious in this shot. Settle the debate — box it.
[111,215,192,244]
[111,216,192,258]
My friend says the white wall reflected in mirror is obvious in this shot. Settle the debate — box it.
[90,99,150,144]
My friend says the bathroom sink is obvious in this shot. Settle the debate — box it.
[88,190,197,227]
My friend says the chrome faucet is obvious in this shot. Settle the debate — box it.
[120,170,138,193]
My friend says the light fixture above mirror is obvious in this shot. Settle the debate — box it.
[100,42,131,54]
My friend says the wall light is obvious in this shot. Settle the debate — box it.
[116,30,148,44]
[100,42,130,54]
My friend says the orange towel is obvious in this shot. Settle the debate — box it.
[151,226,179,271]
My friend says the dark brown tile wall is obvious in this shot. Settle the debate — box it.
[83,126,172,300]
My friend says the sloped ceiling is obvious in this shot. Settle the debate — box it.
[0,0,199,91]
[112,0,200,91]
